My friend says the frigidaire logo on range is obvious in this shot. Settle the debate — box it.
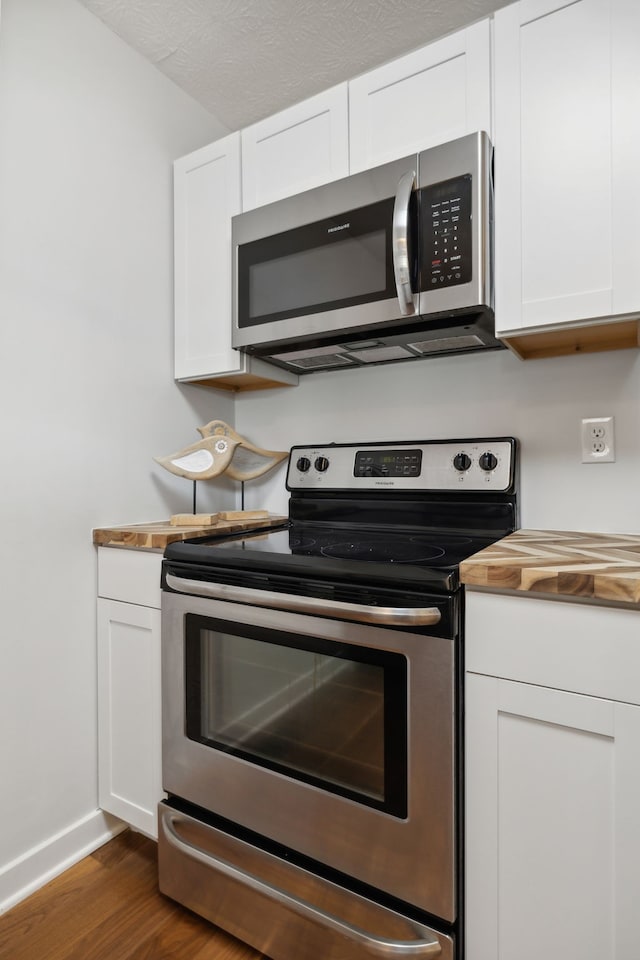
[375,480,395,486]
[327,222,350,233]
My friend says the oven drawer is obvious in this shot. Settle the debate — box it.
[158,801,453,960]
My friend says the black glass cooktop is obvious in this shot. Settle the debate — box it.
[202,525,494,565]
[165,522,497,593]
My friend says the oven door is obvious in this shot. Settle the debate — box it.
[161,582,458,923]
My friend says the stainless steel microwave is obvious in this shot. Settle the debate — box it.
[232,131,501,374]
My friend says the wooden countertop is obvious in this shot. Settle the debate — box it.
[460,529,640,606]
[93,515,287,550]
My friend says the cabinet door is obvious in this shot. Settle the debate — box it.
[466,674,640,960]
[97,598,163,838]
[494,0,640,336]
[174,136,296,387]
[611,0,640,316]
[174,133,244,380]
[241,84,349,210]
[349,20,491,174]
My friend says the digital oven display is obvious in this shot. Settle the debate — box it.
[354,449,422,478]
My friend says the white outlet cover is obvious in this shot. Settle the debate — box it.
[581,417,615,463]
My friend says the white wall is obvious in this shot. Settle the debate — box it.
[236,346,640,534]
[0,0,234,910]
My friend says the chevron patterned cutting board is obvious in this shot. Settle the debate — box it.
[460,530,640,605]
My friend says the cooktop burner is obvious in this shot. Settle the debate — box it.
[200,526,488,567]
[321,540,446,563]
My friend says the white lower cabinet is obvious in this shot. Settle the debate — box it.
[97,549,164,838]
[465,591,640,960]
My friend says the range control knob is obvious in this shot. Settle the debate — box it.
[314,456,330,473]
[479,451,498,472]
[296,456,311,473]
[453,452,472,472]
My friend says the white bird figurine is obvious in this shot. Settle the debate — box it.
[154,420,287,483]
[154,432,241,481]
[197,420,288,481]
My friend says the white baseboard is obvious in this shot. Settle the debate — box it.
[0,808,127,915]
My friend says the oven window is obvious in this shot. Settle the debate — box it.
[184,616,407,817]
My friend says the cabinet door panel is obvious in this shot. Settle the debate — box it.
[466,673,640,960]
[97,547,162,609]
[97,599,163,838]
[612,702,640,955]
[349,21,491,173]
[174,134,244,379]
[241,85,349,210]
[496,684,614,960]
[611,0,640,315]
[494,0,614,333]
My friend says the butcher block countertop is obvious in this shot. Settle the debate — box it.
[93,515,287,550]
[460,529,640,606]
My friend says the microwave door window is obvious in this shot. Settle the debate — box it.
[249,230,386,320]
[238,198,397,327]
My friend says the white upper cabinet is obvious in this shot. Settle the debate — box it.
[174,134,241,381]
[348,20,492,173]
[494,0,640,353]
[241,84,350,210]
[173,133,297,389]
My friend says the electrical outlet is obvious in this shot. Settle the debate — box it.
[581,416,615,463]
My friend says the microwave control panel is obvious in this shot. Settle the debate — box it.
[421,174,472,289]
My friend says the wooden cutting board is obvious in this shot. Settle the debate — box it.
[93,515,287,550]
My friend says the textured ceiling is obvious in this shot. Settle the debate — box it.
[77,0,511,131]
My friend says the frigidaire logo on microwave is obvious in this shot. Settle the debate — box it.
[327,222,350,233]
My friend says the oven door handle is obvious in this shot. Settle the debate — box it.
[162,811,442,958]
[165,573,442,627]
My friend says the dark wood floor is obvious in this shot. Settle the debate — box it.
[0,830,265,960]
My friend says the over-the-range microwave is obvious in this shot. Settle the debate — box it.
[232,131,502,374]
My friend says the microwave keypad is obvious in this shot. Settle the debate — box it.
[422,174,472,289]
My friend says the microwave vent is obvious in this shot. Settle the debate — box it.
[273,352,356,370]
[410,334,485,354]
[346,345,415,363]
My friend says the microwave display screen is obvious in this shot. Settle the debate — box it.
[237,197,397,328]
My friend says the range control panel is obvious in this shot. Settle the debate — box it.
[287,439,516,492]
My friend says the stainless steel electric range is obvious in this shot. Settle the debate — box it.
[158,437,519,960]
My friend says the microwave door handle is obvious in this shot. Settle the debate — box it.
[392,170,416,316]
[165,573,441,627]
